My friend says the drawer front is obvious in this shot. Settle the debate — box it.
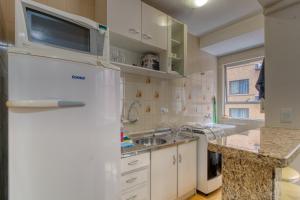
[121,153,150,173]
[122,184,149,200]
[121,169,148,191]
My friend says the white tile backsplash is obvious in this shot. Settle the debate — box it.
[122,70,216,134]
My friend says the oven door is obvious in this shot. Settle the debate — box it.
[207,150,222,180]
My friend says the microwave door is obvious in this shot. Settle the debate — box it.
[25,8,91,54]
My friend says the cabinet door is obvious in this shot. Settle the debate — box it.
[107,0,141,41]
[167,17,187,76]
[151,146,177,200]
[178,141,197,197]
[122,183,149,200]
[142,3,168,50]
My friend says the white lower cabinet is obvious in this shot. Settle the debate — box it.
[151,142,197,200]
[178,141,197,198]
[151,146,178,200]
[121,152,150,200]
[122,184,149,200]
[121,169,149,191]
[122,141,196,200]
[121,153,150,172]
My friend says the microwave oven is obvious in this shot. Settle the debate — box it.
[15,0,109,63]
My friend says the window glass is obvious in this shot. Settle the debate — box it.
[26,8,90,52]
[229,79,249,95]
[224,59,264,120]
[229,108,249,119]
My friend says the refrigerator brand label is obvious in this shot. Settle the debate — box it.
[72,75,86,80]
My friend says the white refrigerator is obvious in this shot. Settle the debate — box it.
[1,50,121,200]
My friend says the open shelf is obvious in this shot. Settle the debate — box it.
[111,62,183,79]
[168,17,186,76]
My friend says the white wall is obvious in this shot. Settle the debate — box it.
[265,3,300,129]
[199,14,264,56]
[217,46,265,133]
[187,34,218,74]
[258,0,300,15]
[200,14,264,48]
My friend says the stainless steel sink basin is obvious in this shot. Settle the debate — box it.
[172,133,195,141]
[134,137,167,146]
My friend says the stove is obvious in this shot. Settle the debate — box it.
[183,124,235,195]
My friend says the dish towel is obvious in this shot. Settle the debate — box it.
[256,59,265,99]
[121,142,134,148]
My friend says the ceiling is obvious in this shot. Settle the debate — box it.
[201,29,264,56]
[143,0,263,36]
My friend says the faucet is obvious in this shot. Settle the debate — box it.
[178,124,197,138]
[204,113,212,119]
[127,100,142,123]
[172,124,194,139]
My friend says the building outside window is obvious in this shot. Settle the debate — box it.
[229,108,249,119]
[224,58,265,120]
[229,79,249,95]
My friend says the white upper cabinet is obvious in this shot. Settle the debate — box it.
[141,3,168,50]
[107,0,142,41]
[106,0,187,78]
[178,141,197,198]
[167,17,187,76]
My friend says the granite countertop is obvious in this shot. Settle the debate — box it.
[208,127,300,168]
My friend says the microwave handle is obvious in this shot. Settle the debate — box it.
[6,100,85,108]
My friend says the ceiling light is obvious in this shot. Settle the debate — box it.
[194,0,208,7]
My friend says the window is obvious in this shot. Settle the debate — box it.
[229,108,249,119]
[229,79,249,95]
[224,58,265,120]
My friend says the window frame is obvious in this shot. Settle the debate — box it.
[222,57,265,121]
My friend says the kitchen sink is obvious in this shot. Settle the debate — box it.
[134,137,167,146]
[173,135,190,141]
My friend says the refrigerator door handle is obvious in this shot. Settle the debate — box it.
[6,100,85,108]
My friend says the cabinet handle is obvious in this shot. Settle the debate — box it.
[168,57,172,72]
[129,28,135,33]
[142,33,152,40]
[126,177,137,183]
[129,28,139,34]
[126,195,137,200]
[128,160,138,166]
[6,100,85,108]
[173,155,176,165]
[179,154,182,163]
[142,34,148,39]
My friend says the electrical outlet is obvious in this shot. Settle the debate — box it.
[160,107,169,114]
[280,108,293,123]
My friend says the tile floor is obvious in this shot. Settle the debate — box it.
[189,189,221,200]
